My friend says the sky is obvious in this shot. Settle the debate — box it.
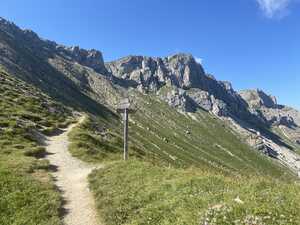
[0,0,299,109]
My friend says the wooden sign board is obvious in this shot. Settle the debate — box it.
[117,98,135,113]
[118,98,130,109]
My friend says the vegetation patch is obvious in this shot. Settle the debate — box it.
[0,69,73,224]
[89,160,300,225]
[68,115,145,163]
[0,169,62,225]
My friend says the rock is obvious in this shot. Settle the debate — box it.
[240,89,300,129]
[187,89,212,111]
[66,46,107,74]
[211,96,228,117]
[106,53,206,90]
[0,17,107,75]
[106,53,253,119]
[160,88,193,112]
[48,107,57,114]
[278,115,295,127]
[239,89,277,109]
[166,53,205,88]
[234,196,244,204]
[107,54,248,117]
[211,204,224,210]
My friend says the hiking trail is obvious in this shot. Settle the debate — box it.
[45,116,102,225]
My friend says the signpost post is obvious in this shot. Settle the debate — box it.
[117,98,134,160]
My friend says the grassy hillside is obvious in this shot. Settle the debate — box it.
[68,114,149,163]
[89,160,300,225]
[0,68,74,225]
[129,92,294,177]
[68,89,295,179]
[68,115,123,163]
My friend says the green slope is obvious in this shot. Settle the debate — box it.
[89,160,300,225]
[0,69,74,225]
[68,89,294,179]
[130,92,293,177]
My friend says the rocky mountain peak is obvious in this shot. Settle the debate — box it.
[0,17,21,36]
[164,53,205,89]
[106,53,206,91]
[62,46,106,74]
[239,89,277,109]
[166,53,195,64]
[238,89,300,128]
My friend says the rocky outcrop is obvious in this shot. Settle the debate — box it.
[106,53,205,91]
[56,46,107,74]
[160,88,192,112]
[239,89,277,109]
[106,54,251,118]
[239,89,299,128]
[0,17,107,74]
[187,89,212,111]
[186,89,229,116]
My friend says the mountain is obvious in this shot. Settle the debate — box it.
[0,17,300,177]
[106,54,249,117]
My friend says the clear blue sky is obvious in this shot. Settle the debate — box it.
[1,0,299,109]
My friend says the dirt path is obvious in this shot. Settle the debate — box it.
[45,116,102,225]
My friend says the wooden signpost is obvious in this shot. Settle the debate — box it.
[117,98,134,160]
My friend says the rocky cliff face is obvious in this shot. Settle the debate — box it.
[239,89,277,109]
[110,53,300,142]
[239,89,300,148]
[239,89,299,127]
[106,54,205,92]
[106,54,251,120]
[0,16,298,131]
